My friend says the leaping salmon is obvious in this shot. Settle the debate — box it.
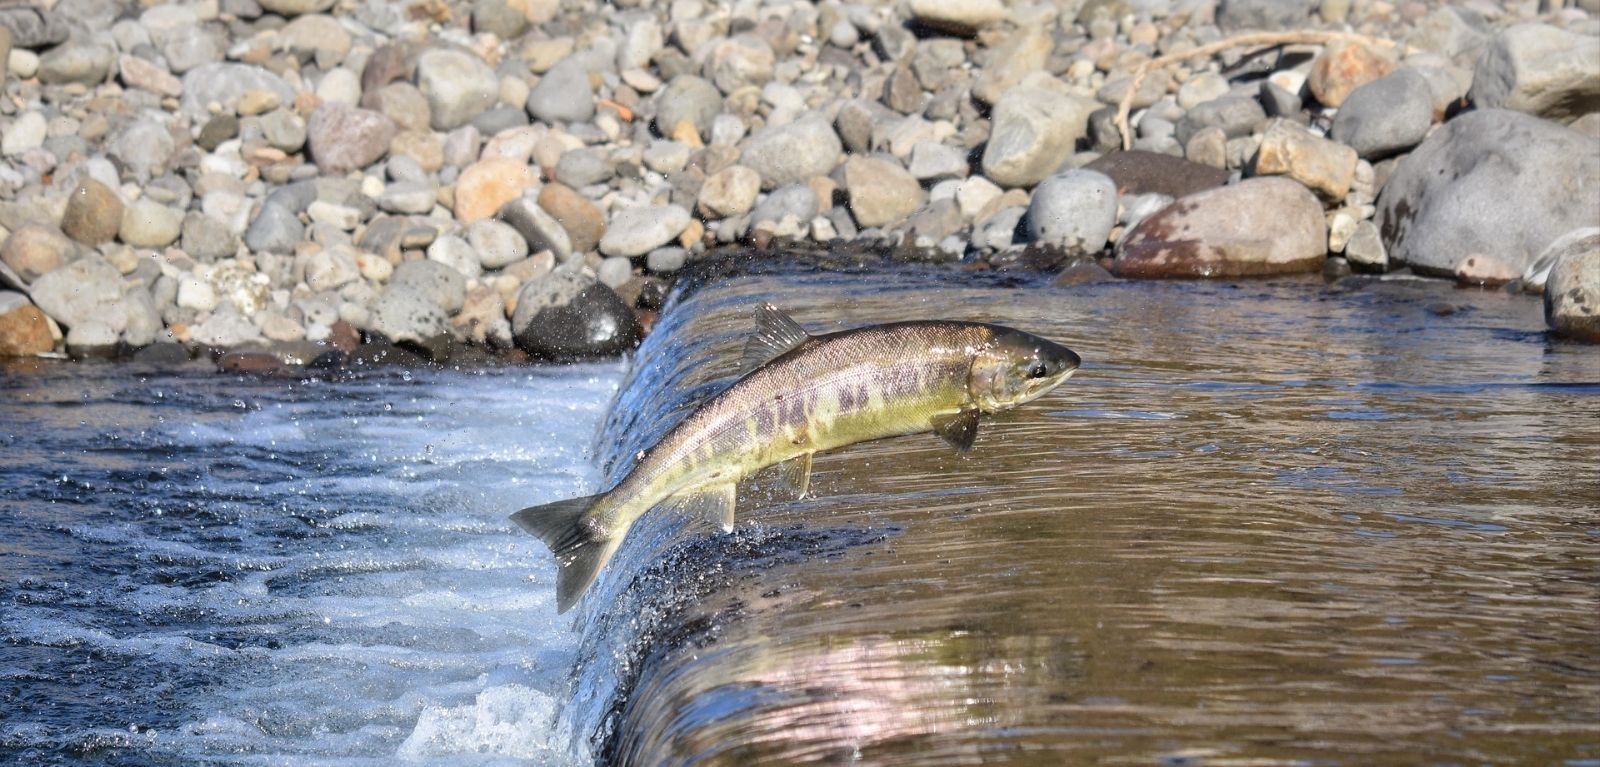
[512,304,1082,613]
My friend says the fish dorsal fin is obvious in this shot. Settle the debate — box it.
[663,483,738,533]
[772,453,813,500]
[931,409,980,453]
[740,303,811,370]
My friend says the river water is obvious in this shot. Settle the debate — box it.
[1,360,619,765]
[3,265,1598,766]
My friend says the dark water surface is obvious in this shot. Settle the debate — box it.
[569,269,1600,766]
[2,267,1597,766]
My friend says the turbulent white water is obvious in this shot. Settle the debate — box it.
[0,364,622,766]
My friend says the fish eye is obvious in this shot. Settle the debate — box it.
[1027,362,1050,379]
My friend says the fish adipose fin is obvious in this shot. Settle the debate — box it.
[741,303,811,370]
[774,453,813,500]
[931,409,980,452]
[664,483,738,533]
[510,494,621,614]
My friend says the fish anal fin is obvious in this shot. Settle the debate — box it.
[773,452,813,500]
[931,409,980,453]
[740,303,811,371]
[664,483,738,533]
[510,493,619,614]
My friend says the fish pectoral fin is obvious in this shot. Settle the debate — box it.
[773,452,813,500]
[931,409,981,453]
[664,483,738,533]
[740,303,812,371]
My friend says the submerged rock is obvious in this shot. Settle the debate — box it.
[1543,231,1600,342]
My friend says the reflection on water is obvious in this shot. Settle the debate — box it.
[574,268,1600,765]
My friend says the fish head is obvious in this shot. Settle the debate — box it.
[969,328,1082,412]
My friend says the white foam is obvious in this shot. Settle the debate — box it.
[11,366,618,765]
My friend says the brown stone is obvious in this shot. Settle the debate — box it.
[1252,118,1358,201]
[1114,177,1327,279]
[843,155,925,228]
[218,351,288,373]
[537,183,604,253]
[61,179,125,245]
[454,157,537,224]
[328,319,361,352]
[1083,150,1231,200]
[0,305,54,356]
[0,224,78,283]
[1309,41,1395,108]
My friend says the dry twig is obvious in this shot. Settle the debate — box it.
[1115,30,1400,152]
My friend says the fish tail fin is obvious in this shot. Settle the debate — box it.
[511,494,622,614]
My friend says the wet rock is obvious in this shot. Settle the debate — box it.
[61,179,124,246]
[654,75,723,142]
[646,247,687,274]
[698,165,761,218]
[1114,177,1327,279]
[981,79,1097,188]
[907,0,1006,35]
[454,157,537,223]
[1309,41,1395,108]
[120,198,184,249]
[1,224,77,283]
[66,320,120,357]
[391,260,467,314]
[599,205,691,258]
[1216,0,1316,30]
[453,284,512,348]
[1376,109,1600,277]
[1454,253,1520,287]
[1470,23,1600,124]
[496,197,570,261]
[511,266,639,359]
[740,114,842,191]
[307,104,396,175]
[1253,118,1358,201]
[1543,231,1600,342]
[1026,170,1117,255]
[417,48,499,131]
[0,303,54,357]
[1083,151,1230,199]
[844,156,925,229]
[467,219,528,269]
[537,183,603,254]
[30,256,125,328]
[526,58,594,125]
[1051,261,1116,286]
[1329,69,1433,160]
